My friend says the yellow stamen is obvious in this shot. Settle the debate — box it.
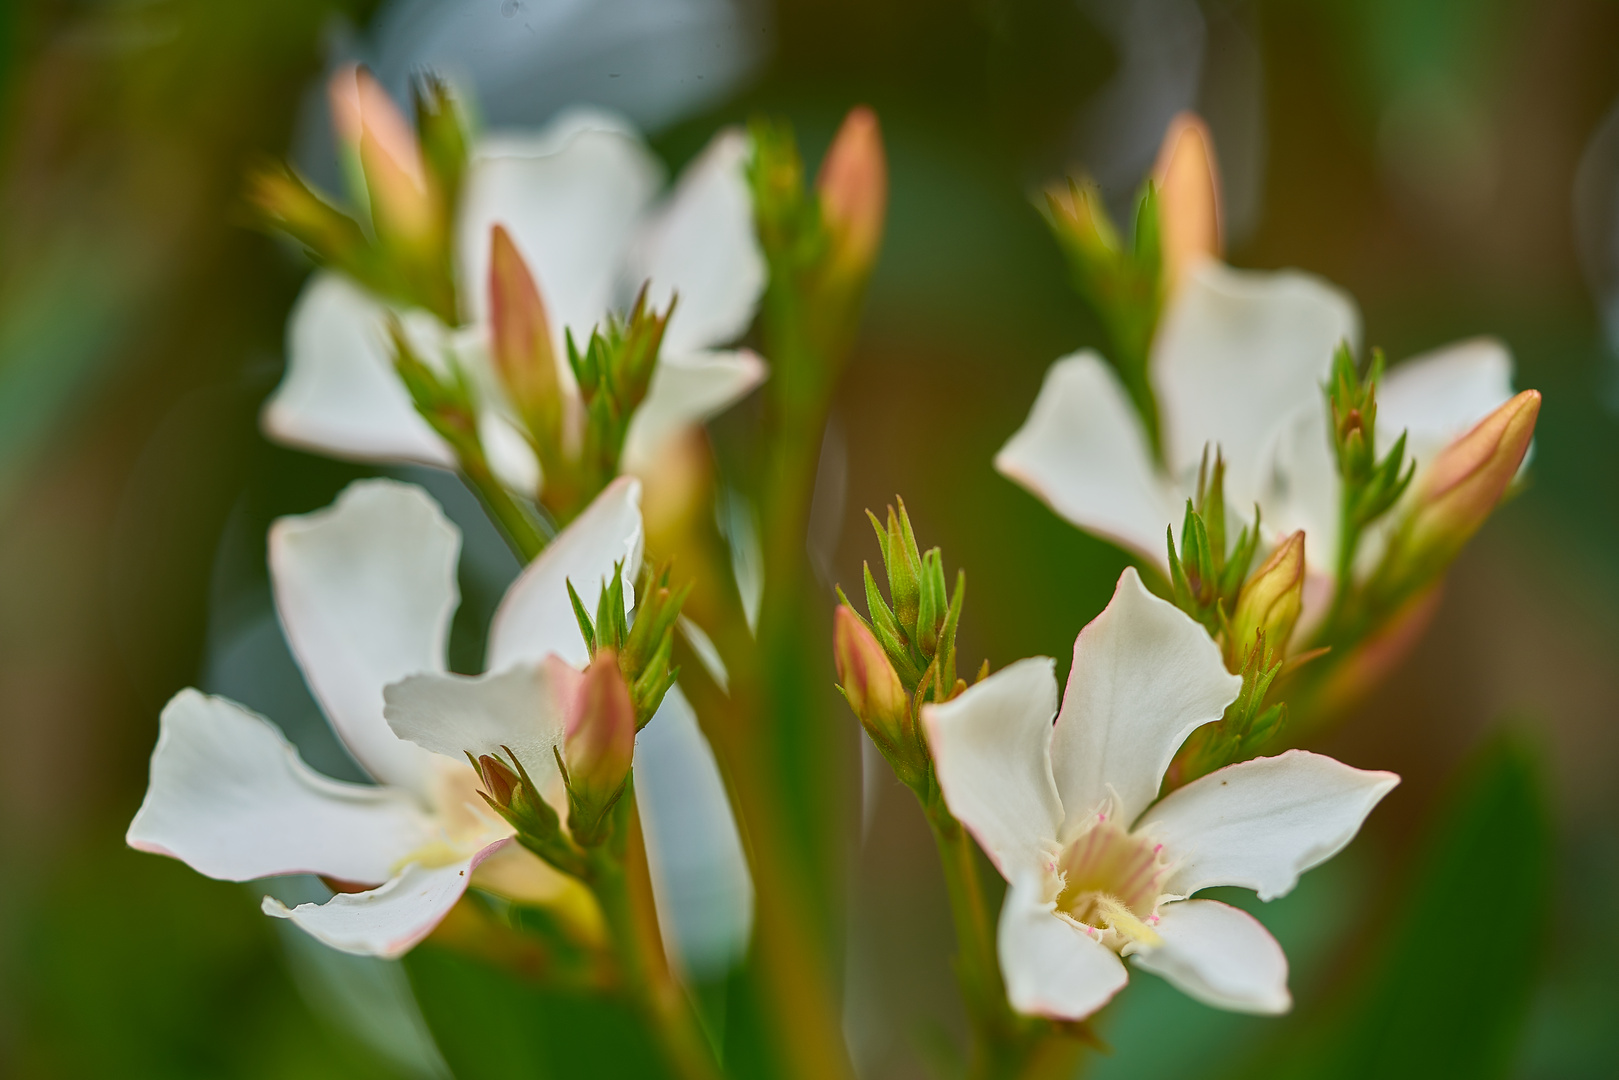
[1090,894,1163,948]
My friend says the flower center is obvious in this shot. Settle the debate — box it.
[1053,815,1168,949]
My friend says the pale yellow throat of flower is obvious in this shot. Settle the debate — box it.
[1052,812,1170,950]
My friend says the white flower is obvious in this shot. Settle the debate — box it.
[922,568,1398,1019]
[996,261,1518,607]
[264,108,767,490]
[127,477,750,963]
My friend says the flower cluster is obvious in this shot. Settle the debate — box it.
[124,67,1536,1080]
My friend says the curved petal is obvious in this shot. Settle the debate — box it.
[486,477,645,672]
[996,351,1177,564]
[383,664,568,788]
[921,657,1064,877]
[1137,749,1399,901]
[621,349,766,474]
[270,480,458,794]
[635,686,754,978]
[127,689,433,884]
[1153,262,1360,509]
[263,843,508,959]
[1050,568,1241,828]
[264,273,455,468]
[1128,898,1290,1014]
[460,121,663,339]
[998,872,1130,1020]
[1378,337,1516,476]
[622,128,766,356]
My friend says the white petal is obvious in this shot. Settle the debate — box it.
[998,872,1129,1020]
[1153,262,1360,510]
[1378,337,1516,475]
[486,477,645,672]
[623,128,766,356]
[921,658,1064,877]
[127,689,433,884]
[479,410,541,495]
[635,686,754,978]
[263,845,507,959]
[383,664,568,786]
[460,122,663,341]
[996,351,1177,564]
[1129,899,1290,1014]
[621,349,767,473]
[270,480,458,794]
[1049,568,1241,827]
[1261,403,1343,577]
[263,274,455,468]
[1137,749,1399,901]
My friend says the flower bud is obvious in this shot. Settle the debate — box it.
[834,605,912,751]
[1389,390,1540,582]
[817,106,887,281]
[1227,531,1305,665]
[563,649,637,813]
[487,224,562,438]
[1152,112,1222,292]
[1044,177,1119,262]
[328,64,435,244]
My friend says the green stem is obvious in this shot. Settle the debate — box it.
[459,451,549,563]
[585,793,721,1080]
[926,804,1014,1066]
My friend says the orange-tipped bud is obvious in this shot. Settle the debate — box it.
[564,650,636,809]
[1228,531,1305,664]
[1398,390,1540,573]
[488,224,562,436]
[475,753,522,808]
[1152,112,1222,292]
[833,605,911,749]
[817,106,887,281]
[328,64,434,244]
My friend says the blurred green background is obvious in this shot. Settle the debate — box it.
[1,0,1616,1077]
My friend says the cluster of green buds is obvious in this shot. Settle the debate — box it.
[1043,178,1164,451]
[249,65,464,323]
[472,564,689,873]
[568,560,690,728]
[749,107,887,404]
[1165,449,1262,641]
[1326,344,1415,586]
[487,217,674,522]
[1163,451,1309,783]
[834,500,968,792]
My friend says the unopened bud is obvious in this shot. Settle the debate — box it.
[1389,389,1540,580]
[1152,112,1222,292]
[564,649,636,813]
[488,224,562,438]
[1228,531,1305,665]
[1044,177,1119,262]
[328,65,435,244]
[834,606,912,751]
[817,106,887,280]
[475,753,520,808]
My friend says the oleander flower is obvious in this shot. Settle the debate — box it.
[265,92,767,491]
[923,569,1398,1018]
[127,477,747,960]
[996,264,1520,606]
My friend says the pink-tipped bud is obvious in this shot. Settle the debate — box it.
[817,106,888,281]
[328,64,434,243]
[1152,112,1222,292]
[564,650,636,807]
[488,224,562,434]
[1399,390,1540,572]
[1228,531,1305,664]
[833,606,911,749]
